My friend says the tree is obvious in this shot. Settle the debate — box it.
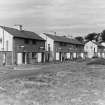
[75,36,84,43]
[101,30,105,41]
[85,33,97,41]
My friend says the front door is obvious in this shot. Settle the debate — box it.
[3,53,6,65]
[59,52,62,61]
[41,52,44,63]
[38,53,42,62]
[17,53,23,64]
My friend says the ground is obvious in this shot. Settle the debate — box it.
[0,62,105,105]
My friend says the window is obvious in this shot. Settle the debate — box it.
[32,40,36,44]
[60,42,66,46]
[24,39,29,44]
[0,38,2,43]
[94,48,95,52]
[6,40,8,51]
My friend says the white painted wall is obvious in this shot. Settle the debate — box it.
[84,41,97,58]
[0,27,13,51]
[101,42,105,47]
[39,33,54,51]
[39,33,54,60]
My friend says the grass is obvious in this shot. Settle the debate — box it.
[0,62,105,105]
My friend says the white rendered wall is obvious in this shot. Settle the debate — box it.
[39,33,54,60]
[84,41,97,58]
[0,27,13,51]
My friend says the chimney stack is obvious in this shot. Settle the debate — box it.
[14,24,23,31]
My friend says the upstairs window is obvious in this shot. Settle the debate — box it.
[60,42,67,46]
[24,39,29,44]
[0,38,2,43]
[32,40,36,44]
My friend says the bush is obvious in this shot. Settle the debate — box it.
[92,56,98,59]
[87,58,105,65]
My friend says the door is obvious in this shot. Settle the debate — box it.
[41,52,44,63]
[67,53,70,59]
[56,52,60,60]
[59,52,62,61]
[26,53,29,64]
[17,53,23,64]
[38,53,42,62]
[3,53,6,65]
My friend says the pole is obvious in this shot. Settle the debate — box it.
[2,26,4,51]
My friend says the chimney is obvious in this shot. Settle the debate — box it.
[54,32,56,35]
[14,24,23,31]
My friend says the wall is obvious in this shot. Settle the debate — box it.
[84,41,97,58]
[0,27,13,51]
[13,37,45,64]
[54,41,84,60]
[39,33,54,61]
[40,33,84,61]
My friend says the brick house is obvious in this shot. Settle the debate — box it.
[0,26,45,65]
[40,33,84,62]
[84,41,105,58]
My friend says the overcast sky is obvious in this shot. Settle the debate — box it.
[0,0,105,37]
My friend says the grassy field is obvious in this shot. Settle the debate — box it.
[0,62,105,105]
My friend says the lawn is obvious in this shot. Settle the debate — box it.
[0,62,105,105]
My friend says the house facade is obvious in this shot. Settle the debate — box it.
[0,26,45,65]
[40,33,84,62]
[84,41,105,58]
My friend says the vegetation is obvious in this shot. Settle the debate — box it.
[101,30,105,41]
[85,32,98,41]
[74,36,84,43]
[1,62,105,105]
[84,29,105,42]
[87,58,105,65]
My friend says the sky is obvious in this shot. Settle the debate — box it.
[0,0,105,37]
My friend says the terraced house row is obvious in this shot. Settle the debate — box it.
[0,25,105,65]
[40,33,84,62]
[0,26,45,65]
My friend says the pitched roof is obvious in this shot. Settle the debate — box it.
[44,33,84,45]
[93,41,104,47]
[0,26,44,41]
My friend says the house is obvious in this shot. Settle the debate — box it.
[40,33,84,62]
[84,41,105,58]
[0,26,45,65]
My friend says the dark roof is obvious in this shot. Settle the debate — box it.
[44,33,84,45]
[0,26,44,41]
[93,41,104,47]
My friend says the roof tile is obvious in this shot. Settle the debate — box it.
[0,26,44,41]
[44,33,84,45]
